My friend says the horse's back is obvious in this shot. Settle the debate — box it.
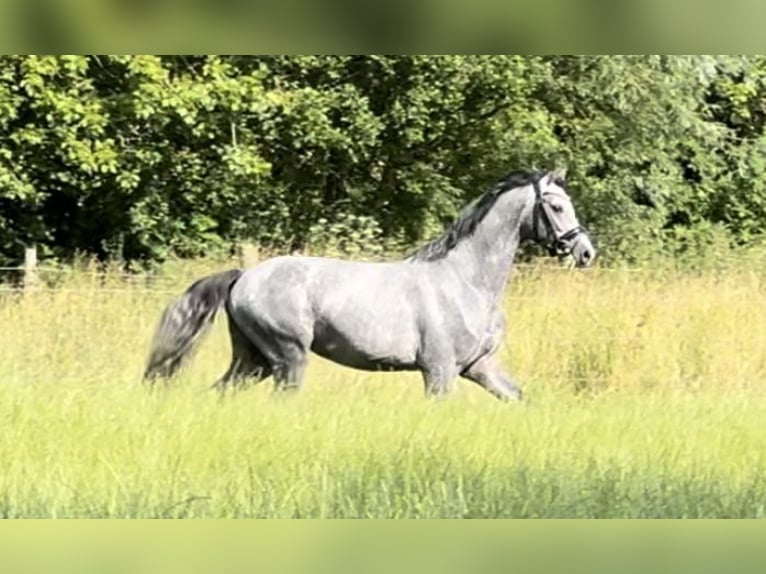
[229,255,426,368]
[233,255,416,296]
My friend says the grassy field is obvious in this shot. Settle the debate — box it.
[1,259,766,517]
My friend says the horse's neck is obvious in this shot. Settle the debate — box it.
[446,197,526,303]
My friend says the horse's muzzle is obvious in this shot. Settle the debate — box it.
[569,232,596,267]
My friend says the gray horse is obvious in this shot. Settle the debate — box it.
[144,169,595,400]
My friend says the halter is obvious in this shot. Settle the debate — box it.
[532,179,587,256]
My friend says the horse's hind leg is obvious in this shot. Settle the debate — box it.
[213,316,272,393]
[264,337,309,391]
[271,342,309,392]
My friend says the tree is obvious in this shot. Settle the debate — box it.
[2,55,766,268]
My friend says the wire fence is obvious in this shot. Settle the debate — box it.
[1,260,761,358]
[0,261,653,276]
[0,252,759,297]
[0,261,656,297]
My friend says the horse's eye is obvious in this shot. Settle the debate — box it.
[551,204,564,213]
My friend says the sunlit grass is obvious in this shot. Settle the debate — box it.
[1,260,766,517]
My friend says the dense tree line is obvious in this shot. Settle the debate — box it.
[1,55,765,266]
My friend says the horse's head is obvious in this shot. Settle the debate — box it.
[530,169,595,268]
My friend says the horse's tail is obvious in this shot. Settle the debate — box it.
[144,269,242,381]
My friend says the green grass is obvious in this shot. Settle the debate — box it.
[1,260,766,517]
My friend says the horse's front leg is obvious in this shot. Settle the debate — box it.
[461,355,523,401]
[422,364,458,398]
[418,338,458,398]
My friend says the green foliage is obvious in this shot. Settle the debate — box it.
[3,55,766,265]
[306,212,387,258]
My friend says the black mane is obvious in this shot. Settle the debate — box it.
[408,170,549,262]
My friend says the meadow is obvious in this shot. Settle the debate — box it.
[1,257,766,518]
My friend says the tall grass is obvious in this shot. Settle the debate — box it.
[1,260,766,517]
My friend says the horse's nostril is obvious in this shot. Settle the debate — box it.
[582,249,592,263]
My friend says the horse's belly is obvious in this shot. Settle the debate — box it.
[311,345,413,371]
[311,316,418,372]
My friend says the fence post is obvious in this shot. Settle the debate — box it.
[23,244,39,292]
[230,120,238,148]
[235,242,260,269]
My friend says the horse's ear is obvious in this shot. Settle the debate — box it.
[549,166,567,183]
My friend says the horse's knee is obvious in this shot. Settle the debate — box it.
[422,365,456,397]
[504,379,523,401]
[272,355,308,391]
